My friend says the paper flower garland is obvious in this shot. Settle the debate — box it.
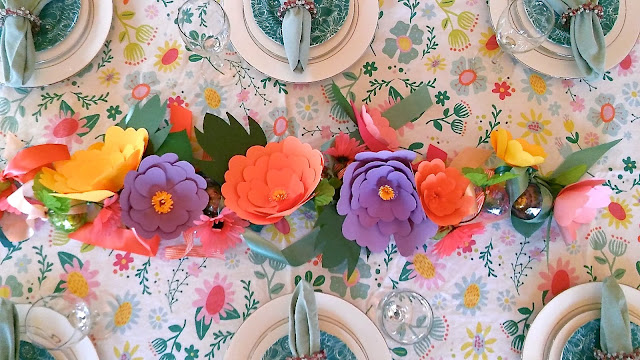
[553,179,612,242]
[490,128,547,167]
[337,150,437,256]
[120,153,208,239]
[221,136,324,225]
[352,104,399,152]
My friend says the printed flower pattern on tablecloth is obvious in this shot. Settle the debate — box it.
[478,28,500,57]
[602,197,633,229]
[518,109,552,145]
[425,54,447,73]
[617,51,636,76]
[622,82,640,107]
[450,56,487,95]
[99,68,121,86]
[195,79,227,115]
[496,289,515,312]
[0,275,23,299]
[123,71,160,105]
[263,107,299,141]
[264,217,298,244]
[60,259,99,303]
[521,71,552,104]
[14,254,30,274]
[154,40,183,73]
[453,273,488,316]
[192,274,235,324]
[460,322,497,360]
[148,307,168,330]
[383,21,424,64]
[295,95,319,121]
[113,341,143,360]
[407,250,446,290]
[106,291,142,334]
[537,258,579,301]
[329,258,371,300]
[43,110,88,147]
[587,94,628,136]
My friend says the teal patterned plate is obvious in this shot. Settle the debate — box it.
[0,0,81,52]
[523,0,619,47]
[561,319,640,359]
[19,341,55,360]
[262,331,356,360]
[250,0,350,46]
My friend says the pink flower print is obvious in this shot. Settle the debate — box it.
[396,122,415,137]
[187,261,202,277]
[145,4,159,19]
[192,274,235,324]
[561,79,574,88]
[59,259,100,303]
[617,51,636,77]
[570,96,585,112]
[236,90,249,103]
[584,132,600,146]
[167,96,184,107]
[320,125,332,140]
[529,247,544,261]
[43,111,89,147]
[292,83,310,90]
[113,253,134,271]
[407,251,446,290]
[499,229,516,246]
[243,109,260,125]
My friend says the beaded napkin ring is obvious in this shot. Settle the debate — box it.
[277,0,318,20]
[0,7,41,32]
[561,2,604,24]
[285,350,327,360]
[593,348,640,360]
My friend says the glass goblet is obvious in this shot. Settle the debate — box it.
[177,0,230,69]
[378,289,434,345]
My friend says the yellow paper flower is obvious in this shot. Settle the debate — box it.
[490,128,546,167]
[39,126,148,202]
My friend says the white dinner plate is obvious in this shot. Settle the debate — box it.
[488,0,640,78]
[225,292,391,360]
[225,0,378,83]
[2,0,113,87]
[522,282,640,359]
[16,304,99,360]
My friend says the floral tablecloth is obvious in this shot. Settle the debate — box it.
[0,0,639,359]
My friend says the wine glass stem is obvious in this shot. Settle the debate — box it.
[491,49,504,65]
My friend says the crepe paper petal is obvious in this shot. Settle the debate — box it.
[432,223,485,258]
[51,190,116,202]
[415,159,476,226]
[381,84,433,129]
[337,150,436,256]
[355,105,400,152]
[169,103,193,137]
[425,144,448,162]
[69,225,161,257]
[0,184,20,215]
[490,128,546,167]
[0,212,35,242]
[222,137,324,225]
[1,144,70,184]
[163,244,225,259]
[39,127,148,198]
[449,147,492,171]
[553,179,611,243]
[7,180,46,221]
[2,133,24,164]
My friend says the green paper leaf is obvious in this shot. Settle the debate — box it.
[551,165,588,186]
[194,113,267,184]
[155,130,193,162]
[551,139,621,181]
[77,114,100,137]
[464,172,489,187]
[313,179,335,208]
[506,167,529,207]
[59,100,74,116]
[58,251,83,270]
[382,84,432,129]
[120,95,171,152]
[35,187,70,214]
[330,82,356,123]
[613,268,626,280]
[511,215,547,238]
[195,307,212,340]
[280,228,321,266]
[484,172,520,186]
[315,205,361,277]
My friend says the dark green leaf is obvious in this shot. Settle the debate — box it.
[398,261,415,281]
[18,105,25,117]
[315,205,361,277]
[566,136,577,144]
[343,72,358,81]
[59,100,74,116]
[502,320,519,336]
[304,271,313,283]
[58,251,83,270]
[194,113,266,184]
[53,280,66,294]
[594,256,607,265]
[195,307,212,339]
[443,108,450,117]
[313,275,325,287]
[174,342,182,352]
[189,30,199,41]
[77,114,100,137]
[189,54,204,62]
[169,324,182,333]
[542,289,549,305]
[294,275,301,285]
[219,307,240,321]
[270,283,285,294]
[155,130,193,162]
[159,354,176,360]
[388,86,403,102]
[613,268,626,280]
[391,347,408,356]
[518,307,532,315]
[575,132,580,142]
[432,120,443,131]
[330,82,356,123]
[636,261,640,276]
[408,142,424,151]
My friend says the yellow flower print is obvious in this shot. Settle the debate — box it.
[99,68,121,86]
[425,54,447,73]
[461,322,497,360]
[113,341,143,360]
[264,217,297,244]
[154,40,184,72]
[518,109,552,145]
[478,28,500,57]
[602,197,633,229]
[107,291,141,334]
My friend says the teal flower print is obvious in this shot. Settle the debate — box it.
[0,275,23,298]
[106,291,142,334]
[363,61,378,77]
[295,95,319,121]
[180,8,194,25]
[435,91,450,106]
[450,56,487,95]
[195,79,228,116]
[587,93,628,136]
[329,258,371,300]
[623,157,636,174]
[14,254,30,274]
[106,105,122,122]
[452,272,487,316]
[521,70,552,105]
[382,21,424,64]
[622,82,640,107]
[184,345,199,360]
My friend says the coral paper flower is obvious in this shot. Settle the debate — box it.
[39,126,148,202]
[325,132,366,163]
[352,104,399,152]
[192,208,249,254]
[337,150,437,256]
[415,158,476,226]
[490,128,546,167]
[553,179,612,242]
[433,223,485,258]
[221,136,324,225]
[120,153,208,239]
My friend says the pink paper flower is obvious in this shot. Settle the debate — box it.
[432,223,485,258]
[352,103,399,152]
[192,208,249,254]
[553,179,612,242]
[325,132,366,163]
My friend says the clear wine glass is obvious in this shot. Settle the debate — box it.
[378,289,434,345]
[177,0,230,69]
[492,0,555,64]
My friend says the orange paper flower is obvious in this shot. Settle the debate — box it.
[221,136,324,225]
[39,126,148,202]
[415,158,476,226]
[490,128,546,167]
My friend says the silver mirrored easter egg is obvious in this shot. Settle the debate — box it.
[511,183,542,220]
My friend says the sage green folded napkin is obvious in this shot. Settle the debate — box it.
[279,1,311,72]
[547,0,605,79]
[289,281,321,357]
[0,298,20,360]
[0,0,52,86]
[600,276,633,355]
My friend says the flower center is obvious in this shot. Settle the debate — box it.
[67,272,89,298]
[270,189,288,202]
[273,116,289,136]
[608,202,626,220]
[600,103,615,123]
[131,84,151,100]
[458,69,477,86]
[473,334,485,353]
[161,48,179,65]
[204,88,221,109]
[413,253,436,279]
[463,283,480,308]
[304,104,311,111]
[529,74,547,95]
[114,302,133,327]
[151,191,174,214]
[53,117,80,138]
[0,286,10,298]
[378,185,396,201]
[527,121,542,133]
[205,285,225,315]
[396,35,413,52]
[551,270,570,295]
[485,34,499,50]
[632,91,638,98]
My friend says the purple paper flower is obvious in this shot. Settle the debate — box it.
[120,153,208,239]
[337,150,437,256]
